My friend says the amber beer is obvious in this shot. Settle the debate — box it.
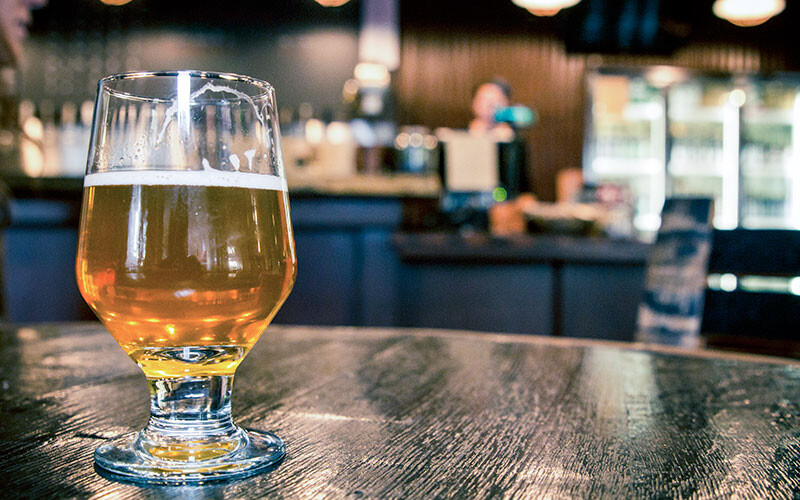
[76,170,296,378]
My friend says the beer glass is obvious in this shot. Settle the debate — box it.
[75,71,296,482]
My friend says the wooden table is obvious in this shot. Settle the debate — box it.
[1,323,799,498]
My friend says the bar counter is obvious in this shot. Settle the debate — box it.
[0,169,649,341]
[1,323,799,498]
[393,232,648,338]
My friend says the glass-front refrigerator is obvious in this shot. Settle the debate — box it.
[583,71,666,236]
[739,78,800,229]
[584,67,800,235]
[666,78,740,229]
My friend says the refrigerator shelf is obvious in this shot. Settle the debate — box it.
[590,157,663,176]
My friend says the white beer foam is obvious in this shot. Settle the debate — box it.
[84,169,287,191]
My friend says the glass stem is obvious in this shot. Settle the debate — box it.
[145,375,238,439]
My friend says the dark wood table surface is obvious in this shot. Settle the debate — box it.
[1,323,799,499]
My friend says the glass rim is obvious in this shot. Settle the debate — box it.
[98,70,275,103]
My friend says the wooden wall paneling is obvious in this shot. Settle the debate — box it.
[397,30,781,202]
[397,32,587,201]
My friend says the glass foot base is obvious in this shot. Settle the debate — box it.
[95,427,285,484]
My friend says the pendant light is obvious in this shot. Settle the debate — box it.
[712,0,785,27]
[511,0,581,17]
[315,0,351,6]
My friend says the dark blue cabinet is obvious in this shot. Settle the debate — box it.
[560,264,645,340]
[398,263,554,335]
[2,193,648,341]
[272,195,403,327]
[393,233,648,339]
[4,199,92,321]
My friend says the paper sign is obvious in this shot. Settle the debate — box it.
[443,132,499,192]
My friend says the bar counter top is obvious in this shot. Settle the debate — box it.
[394,231,650,266]
[0,163,441,200]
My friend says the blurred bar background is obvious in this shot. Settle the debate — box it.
[3,0,800,356]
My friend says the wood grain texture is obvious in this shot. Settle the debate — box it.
[1,323,799,499]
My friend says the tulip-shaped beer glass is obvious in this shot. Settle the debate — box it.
[76,71,296,482]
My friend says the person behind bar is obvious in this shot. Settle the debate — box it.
[0,0,46,133]
[468,78,515,141]
[0,0,46,153]
[0,0,46,67]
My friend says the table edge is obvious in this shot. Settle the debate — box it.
[10,322,799,368]
[271,325,800,368]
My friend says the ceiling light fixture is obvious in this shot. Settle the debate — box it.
[314,0,351,7]
[712,0,785,27]
[354,62,390,88]
[99,0,134,5]
[511,0,581,17]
